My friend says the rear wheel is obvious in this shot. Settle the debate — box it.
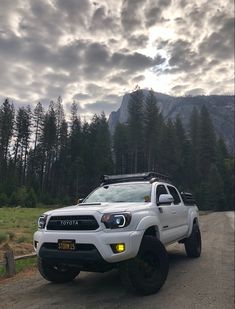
[38,257,80,283]
[119,236,169,295]
[184,223,202,258]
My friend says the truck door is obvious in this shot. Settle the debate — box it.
[166,185,188,238]
[155,184,178,244]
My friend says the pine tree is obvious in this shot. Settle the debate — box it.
[207,164,225,210]
[13,106,31,185]
[127,88,144,172]
[174,116,189,187]
[0,99,14,184]
[198,105,216,175]
[188,107,200,188]
[40,102,57,193]
[144,90,162,171]
[113,123,129,174]
[33,102,44,157]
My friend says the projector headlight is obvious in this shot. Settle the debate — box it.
[101,213,131,229]
[38,215,48,229]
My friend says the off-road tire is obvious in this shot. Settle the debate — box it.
[38,257,80,283]
[119,236,169,295]
[184,223,202,258]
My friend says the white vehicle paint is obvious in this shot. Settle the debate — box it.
[34,177,199,264]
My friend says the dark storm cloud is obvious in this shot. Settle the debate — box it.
[144,0,172,27]
[132,75,145,82]
[84,100,121,114]
[128,34,149,48]
[185,88,205,96]
[56,0,91,28]
[73,93,91,101]
[199,17,234,59]
[121,0,146,33]
[0,0,234,115]
[109,75,126,85]
[90,5,118,32]
[156,39,205,74]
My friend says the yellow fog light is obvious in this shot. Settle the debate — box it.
[115,243,125,253]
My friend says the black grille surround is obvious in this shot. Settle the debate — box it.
[46,215,99,231]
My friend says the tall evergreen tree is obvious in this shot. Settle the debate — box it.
[113,123,129,174]
[189,107,200,188]
[0,99,14,184]
[198,105,216,175]
[13,106,31,185]
[144,90,162,171]
[127,88,144,172]
[40,102,57,193]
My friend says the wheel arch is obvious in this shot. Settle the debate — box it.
[143,225,160,239]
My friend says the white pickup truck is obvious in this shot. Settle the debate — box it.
[34,172,201,295]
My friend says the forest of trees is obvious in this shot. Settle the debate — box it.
[0,89,234,210]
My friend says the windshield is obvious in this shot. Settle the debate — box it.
[84,183,152,203]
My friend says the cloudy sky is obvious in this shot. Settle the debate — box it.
[0,0,234,118]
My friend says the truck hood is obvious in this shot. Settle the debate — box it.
[43,202,150,216]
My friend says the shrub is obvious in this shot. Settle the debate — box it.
[16,235,28,243]
[10,187,28,206]
[10,187,37,208]
[7,231,15,241]
[0,192,8,207]
[25,188,37,208]
[0,232,8,244]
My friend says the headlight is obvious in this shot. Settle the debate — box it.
[101,213,131,229]
[38,215,48,229]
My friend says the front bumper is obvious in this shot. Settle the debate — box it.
[34,229,143,264]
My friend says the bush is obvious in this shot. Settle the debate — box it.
[16,235,28,243]
[10,187,37,208]
[0,232,8,244]
[25,188,37,208]
[10,187,28,206]
[7,231,15,241]
[0,192,8,207]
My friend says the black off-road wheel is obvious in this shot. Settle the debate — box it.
[38,257,80,283]
[119,236,169,295]
[184,223,202,258]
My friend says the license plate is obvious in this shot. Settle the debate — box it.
[58,239,76,251]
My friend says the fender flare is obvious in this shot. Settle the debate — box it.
[187,209,199,237]
[136,216,161,239]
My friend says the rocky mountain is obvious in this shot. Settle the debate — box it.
[108,90,235,153]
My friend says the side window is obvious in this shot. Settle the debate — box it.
[156,184,168,202]
[167,186,181,204]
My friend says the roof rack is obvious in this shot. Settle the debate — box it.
[100,172,171,185]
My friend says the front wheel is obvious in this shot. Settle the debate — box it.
[38,257,80,283]
[184,223,202,258]
[119,236,169,295]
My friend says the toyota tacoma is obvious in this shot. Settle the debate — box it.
[34,172,201,295]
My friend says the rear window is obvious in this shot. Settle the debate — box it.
[167,186,181,204]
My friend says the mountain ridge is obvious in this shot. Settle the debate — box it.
[108,90,235,152]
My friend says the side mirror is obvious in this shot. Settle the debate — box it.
[78,198,84,204]
[158,194,174,205]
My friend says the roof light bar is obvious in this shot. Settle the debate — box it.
[100,172,171,185]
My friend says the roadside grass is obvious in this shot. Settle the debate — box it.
[0,207,54,244]
[0,256,37,277]
[0,207,54,277]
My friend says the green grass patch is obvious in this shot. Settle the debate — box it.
[0,207,53,240]
[0,257,37,277]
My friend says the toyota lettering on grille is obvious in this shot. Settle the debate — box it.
[60,220,80,226]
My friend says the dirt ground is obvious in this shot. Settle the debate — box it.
[0,212,234,309]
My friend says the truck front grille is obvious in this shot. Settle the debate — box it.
[46,215,99,231]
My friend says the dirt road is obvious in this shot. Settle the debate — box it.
[0,212,234,309]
